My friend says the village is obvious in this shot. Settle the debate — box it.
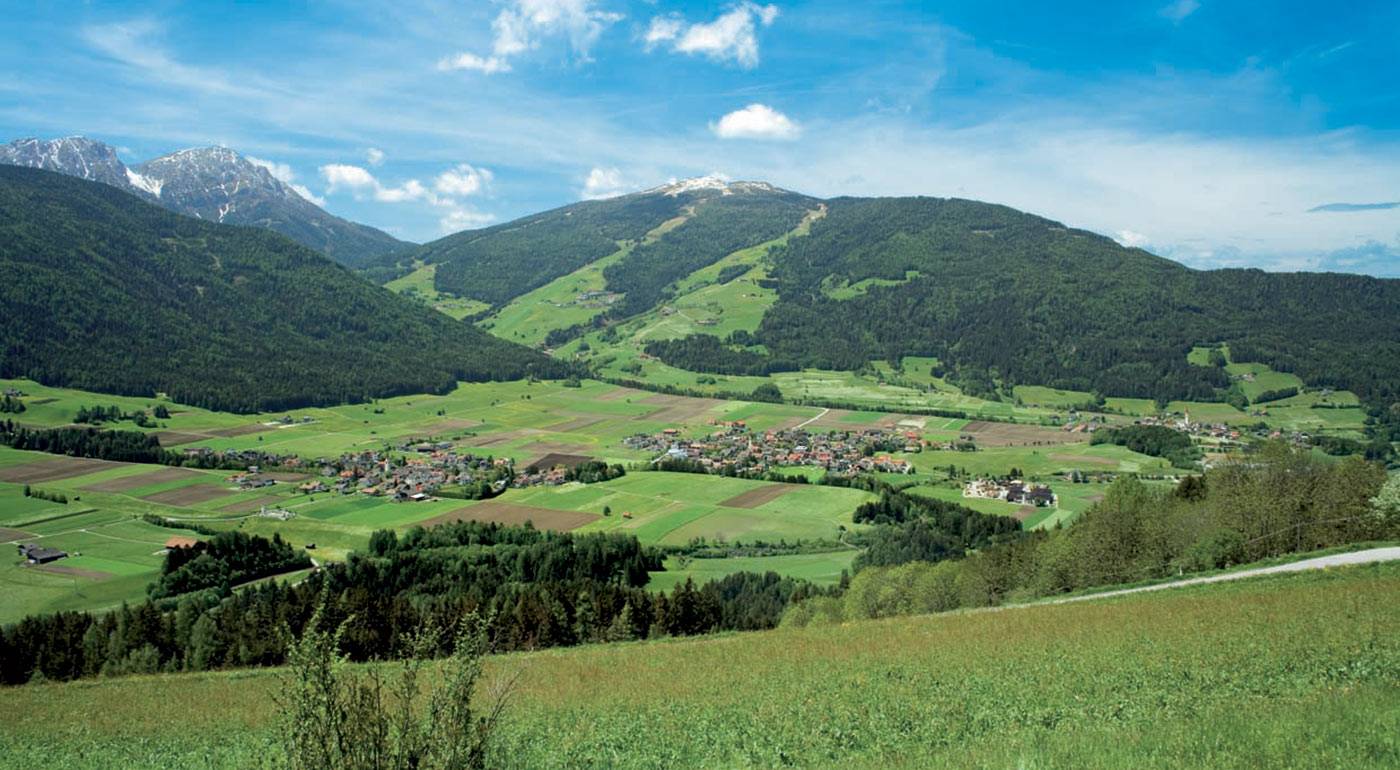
[623,422,930,476]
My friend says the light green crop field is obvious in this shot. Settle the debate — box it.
[500,472,877,546]
[1,562,1396,769]
[915,442,1171,478]
[647,550,858,592]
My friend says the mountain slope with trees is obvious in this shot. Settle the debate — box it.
[391,180,818,311]
[0,166,570,412]
[641,195,1400,409]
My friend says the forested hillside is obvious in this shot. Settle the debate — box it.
[0,166,571,412]
[645,196,1400,407]
[398,182,817,312]
[419,194,684,305]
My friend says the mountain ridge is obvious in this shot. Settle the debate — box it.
[0,136,405,266]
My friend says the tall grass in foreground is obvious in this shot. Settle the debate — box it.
[1,564,1397,768]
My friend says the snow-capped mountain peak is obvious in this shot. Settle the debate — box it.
[646,175,781,197]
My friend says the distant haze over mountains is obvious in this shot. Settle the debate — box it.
[0,136,404,266]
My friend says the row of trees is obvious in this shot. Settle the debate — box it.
[784,443,1394,626]
[1,521,833,686]
[149,531,313,600]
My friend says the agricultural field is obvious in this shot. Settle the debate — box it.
[0,370,1322,624]
[2,562,1395,768]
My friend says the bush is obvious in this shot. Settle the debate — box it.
[276,602,514,770]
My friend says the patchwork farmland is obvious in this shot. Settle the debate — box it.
[0,372,1274,623]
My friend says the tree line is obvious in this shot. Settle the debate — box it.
[0,521,834,686]
[784,443,1394,626]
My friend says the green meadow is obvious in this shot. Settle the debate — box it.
[1,562,1395,768]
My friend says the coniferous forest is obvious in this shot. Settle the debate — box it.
[0,166,573,413]
[643,197,1400,409]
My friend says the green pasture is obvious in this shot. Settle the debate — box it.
[3,561,1397,768]
[647,549,857,592]
[497,472,876,546]
[914,442,1170,478]
[384,264,491,320]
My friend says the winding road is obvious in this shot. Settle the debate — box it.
[1025,547,1400,609]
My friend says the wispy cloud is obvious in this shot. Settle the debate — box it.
[1307,201,1399,212]
[439,0,623,74]
[645,3,780,68]
[1159,0,1200,23]
[711,104,799,140]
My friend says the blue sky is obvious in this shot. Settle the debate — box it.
[2,0,1397,275]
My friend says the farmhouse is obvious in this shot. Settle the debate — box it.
[164,536,201,550]
[964,478,1058,507]
[17,542,67,564]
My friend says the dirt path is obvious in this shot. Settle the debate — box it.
[793,407,830,430]
[1021,547,1400,610]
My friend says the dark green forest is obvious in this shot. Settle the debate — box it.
[0,167,571,412]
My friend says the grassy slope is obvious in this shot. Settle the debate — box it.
[1,563,1396,768]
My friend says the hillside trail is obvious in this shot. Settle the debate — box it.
[1008,546,1400,611]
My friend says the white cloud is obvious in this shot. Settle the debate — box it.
[246,155,295,182]
[248,155,328,205]
[435,163,493,196]
[1159,0,1200,23]
[712,104,799,140]
[439,0,623,75]
[644,15,684,47]
[289,184,327,206]
[437,52,511,74]
[320,164,454,206]
[580,166,633,199]
[321,163,378,190]
[366,147,385,167]
[650,2,780,68]
[1115,230,1151,248]
[441,208,496,233]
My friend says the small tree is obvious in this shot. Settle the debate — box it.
[275,600,515,769]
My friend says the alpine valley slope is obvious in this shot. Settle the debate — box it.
[391,179,1400,413]
[0,136,403,266]
[0,166,570,412]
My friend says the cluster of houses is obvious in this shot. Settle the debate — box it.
[1,388,25,398]
[226,470,278,491]
[510,466,572,488]
[308,449,513,501]
[964,478,1057,507]
[624,423,919,476]
[572,289,621,309]
[1131,411,1244,441]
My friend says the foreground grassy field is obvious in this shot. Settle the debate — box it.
[1,563,1395,768]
